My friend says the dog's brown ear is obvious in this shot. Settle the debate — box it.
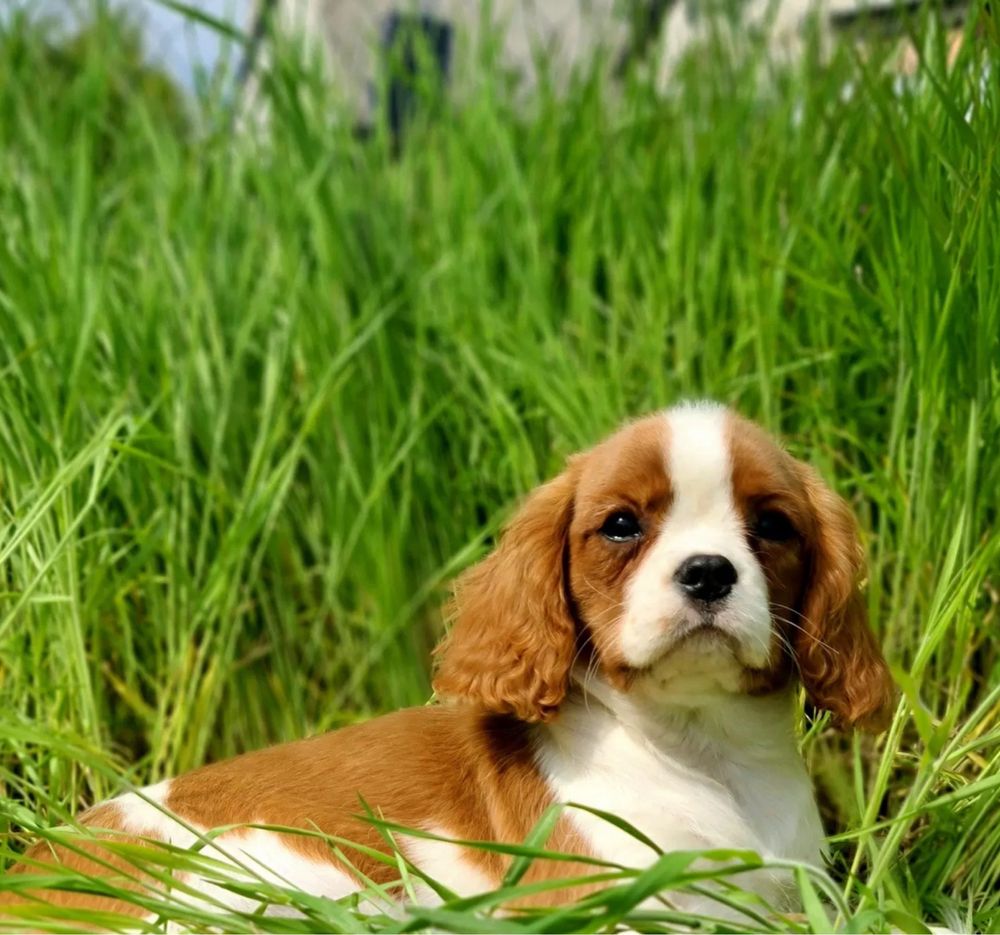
[793,463,896,732]
[433,465,580,723]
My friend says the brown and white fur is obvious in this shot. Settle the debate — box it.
[1,403,895,922]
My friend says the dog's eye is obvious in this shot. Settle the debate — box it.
[599,510,642,542]
[753,509,796,542]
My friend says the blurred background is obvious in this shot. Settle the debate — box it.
[3,1,970,102]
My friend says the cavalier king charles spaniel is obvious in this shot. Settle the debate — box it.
[2,403,895,922]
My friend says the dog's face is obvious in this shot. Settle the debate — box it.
[568,405,802,698]
[434,404,895,731]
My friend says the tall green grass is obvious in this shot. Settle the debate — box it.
[0,3,998,931]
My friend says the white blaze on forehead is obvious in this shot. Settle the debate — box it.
[665,403,734,522]
[617,402,772,673]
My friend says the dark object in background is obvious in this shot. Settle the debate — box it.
[615,0,677,75]
[380,12,453,143]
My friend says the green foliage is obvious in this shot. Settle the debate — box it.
[0,6,189,174]
[0,3,998,931]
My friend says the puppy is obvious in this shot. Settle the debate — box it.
[0,403,895,922]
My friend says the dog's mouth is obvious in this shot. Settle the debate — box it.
[674,615,733,645]
[663,613,770,671]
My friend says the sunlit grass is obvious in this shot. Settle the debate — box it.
[0,2,998,931]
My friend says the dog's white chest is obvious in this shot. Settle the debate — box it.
[535,694,824,903]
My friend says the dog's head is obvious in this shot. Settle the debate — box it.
[433,403,895,731]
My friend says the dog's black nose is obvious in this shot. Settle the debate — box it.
[674,554,737,603]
